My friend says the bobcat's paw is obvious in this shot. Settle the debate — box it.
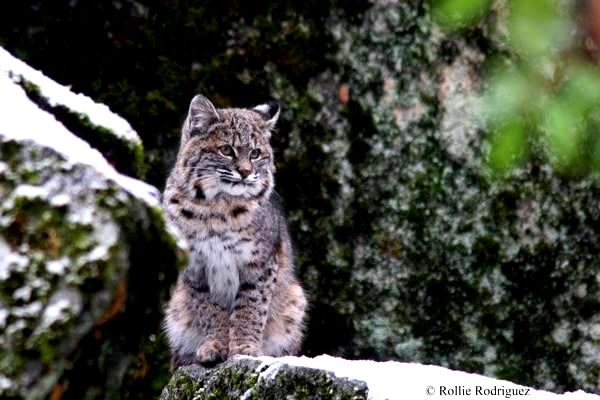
[229,343,263,357]
[195,339,228,366]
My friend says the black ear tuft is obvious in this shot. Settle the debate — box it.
[252,101,280,129]
[253,101,280,119]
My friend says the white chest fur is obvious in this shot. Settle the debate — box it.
[191,234,255,310]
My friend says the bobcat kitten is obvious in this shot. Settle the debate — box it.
[163,95,307,368]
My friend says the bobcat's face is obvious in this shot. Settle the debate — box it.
[176,96,279,201]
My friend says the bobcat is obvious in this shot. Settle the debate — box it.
[163,95,307,368]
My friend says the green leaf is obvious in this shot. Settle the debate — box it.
[543,99,583,171]
[563,64,600,108]
[432,0,491,29]
[488,120,527,174]
[593,135,600,173]
[507,0,571,59]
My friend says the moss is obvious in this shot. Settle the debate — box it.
[249,367,366,400]
[161,360,368,400]
[0,132,184,399]
[18,78,42,99]
[263,0,600,392]
[160,368,205,400]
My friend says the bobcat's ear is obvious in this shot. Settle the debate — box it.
[253,101,280,130]
[187,94,219,132]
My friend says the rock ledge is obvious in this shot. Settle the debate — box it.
[161,355,600,400]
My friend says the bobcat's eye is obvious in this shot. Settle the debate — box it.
[219,145,235,158]
[249,148,261,160]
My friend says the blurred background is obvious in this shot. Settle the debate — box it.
[1,0,598,398]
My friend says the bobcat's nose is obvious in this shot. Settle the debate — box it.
[238,167,251,179]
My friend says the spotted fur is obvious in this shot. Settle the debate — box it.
[163,95,307,368]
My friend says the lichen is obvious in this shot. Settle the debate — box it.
[0,139,127,397]
[160,359,368,400]
[262,0,600,392]
[0,130,184,398]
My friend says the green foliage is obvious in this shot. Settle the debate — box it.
[434,0,600,176]
[507,0,571,59]
[433,0,491,28]
[488,119,526,173]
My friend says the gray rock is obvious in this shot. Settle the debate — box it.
[160,355,599,400]
[0,51,186,399]
[265,1,600,392]
[160,357,368,400]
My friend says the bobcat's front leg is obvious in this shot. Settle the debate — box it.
[190,285,230,365]
[195,308,229,365]
[165,275,230,368]
[229,260,276,356]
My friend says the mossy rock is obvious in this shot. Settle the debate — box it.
[160,357,368,400]
[160,355,597,400]
[0,63,186,399]
[263,0,600,392]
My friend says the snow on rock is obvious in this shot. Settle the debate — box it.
[0,53,186,399]
[161,355,599,400]
[261,355,599,400]
[0,48,139,144]
[0,63,156,205]
[0,47,145,177]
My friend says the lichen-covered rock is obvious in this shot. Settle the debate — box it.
[160,355,599,400]
[160,357,367,400]
[264,0,600,393]
[0,47,145,178]
[0,59,185,399]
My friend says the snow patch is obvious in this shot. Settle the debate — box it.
[0,308,8,328]
[43,298,71,323]
[12,184,49,199]
[38,289,82,330]
[13,286,32,302]
[0,239,29,280]
[46,258,69,275]
[50,193,71,207]
[12,301,42,318]
[0,47,140,145]
[245,355,599,400]
[0,59,160,207]
[0,374,13,391]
